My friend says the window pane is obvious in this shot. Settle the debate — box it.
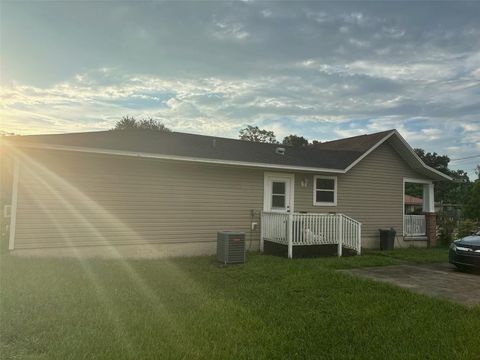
[316,178,335,190]
[272,195,285,208]
[316,191,334,203]
[272,182,286,194]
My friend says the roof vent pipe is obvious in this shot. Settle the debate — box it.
[275,147,286,155]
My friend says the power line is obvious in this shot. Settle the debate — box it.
[450,159,480,166]
[450,154,480,162]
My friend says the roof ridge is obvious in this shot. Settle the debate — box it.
[10,128,396,149]
[13,129,296,148]
[320,129,396,145]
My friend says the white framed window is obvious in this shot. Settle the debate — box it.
[313,175,337,206]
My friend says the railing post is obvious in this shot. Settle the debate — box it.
[287,212,293,259]
[260,211,264,253]
[357,223,362,255]
[337,214,343,257]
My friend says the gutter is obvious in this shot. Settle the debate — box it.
[5,130,452,181]
[7,142,347,174]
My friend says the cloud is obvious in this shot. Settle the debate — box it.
[341,12,369,26]
[260,9,272,18]
[1,1,479,177]
[212,19,250,40]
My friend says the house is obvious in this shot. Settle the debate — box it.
[405,195,424,214]
[405,195,441,215]
[1,129,451,258]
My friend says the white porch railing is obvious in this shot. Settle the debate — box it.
[261,212,362,258]
[404,215,426,237]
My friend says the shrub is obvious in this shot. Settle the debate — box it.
[438,215,455,246]
[457,219,479,238]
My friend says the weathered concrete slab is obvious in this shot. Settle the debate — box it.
[341,263,480,307]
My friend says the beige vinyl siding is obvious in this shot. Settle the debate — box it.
[14,149,263,249]
[13,139,430,252]
[294,141,429,247]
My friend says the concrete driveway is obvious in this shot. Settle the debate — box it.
[342,263,480,307]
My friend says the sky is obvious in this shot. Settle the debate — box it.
[0,1,479,178]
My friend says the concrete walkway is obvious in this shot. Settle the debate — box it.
[342,263,480,307]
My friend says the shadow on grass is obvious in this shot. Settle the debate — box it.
[2,247,476,360]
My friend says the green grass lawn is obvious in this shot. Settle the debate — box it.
[1,248,479,359]
[363,246,450,264]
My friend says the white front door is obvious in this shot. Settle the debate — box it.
[263,173,294,213]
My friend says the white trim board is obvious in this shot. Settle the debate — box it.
[12,142,346,174]
[402,177,435,236]
[404,177,433,185]
[345,130,451,181]
[313,175,337,207]
[7,129,452,181]
[393,130,451,180]
[344,131,396,173]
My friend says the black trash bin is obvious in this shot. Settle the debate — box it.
[379,228,396,250]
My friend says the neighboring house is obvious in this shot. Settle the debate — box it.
[405,195,441,214]
[2,129,451,258]
[405,195,424,214]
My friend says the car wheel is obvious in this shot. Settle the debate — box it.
[454,264,472,273]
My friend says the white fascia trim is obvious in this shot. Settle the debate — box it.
[12,142,346,174]
[423,165,452,181]
[11,130,452,181]
[344,131,396,173]
[392,130,452,181]
[344,130,452,181]
[403,177,433,185]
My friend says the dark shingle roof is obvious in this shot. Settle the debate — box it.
[317,130,393,152]
[7,129,395,171]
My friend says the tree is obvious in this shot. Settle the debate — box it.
[239,125,277,143]
[137,118,171,132]
[282,134,308,147]
[113,116,138,130]
[112,116,171,132]
[414,148,450,173]
[463,181,480,220]
[405,148,472,205]
[444,169,471,205]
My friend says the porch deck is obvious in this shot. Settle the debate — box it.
[261,212,362,258]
